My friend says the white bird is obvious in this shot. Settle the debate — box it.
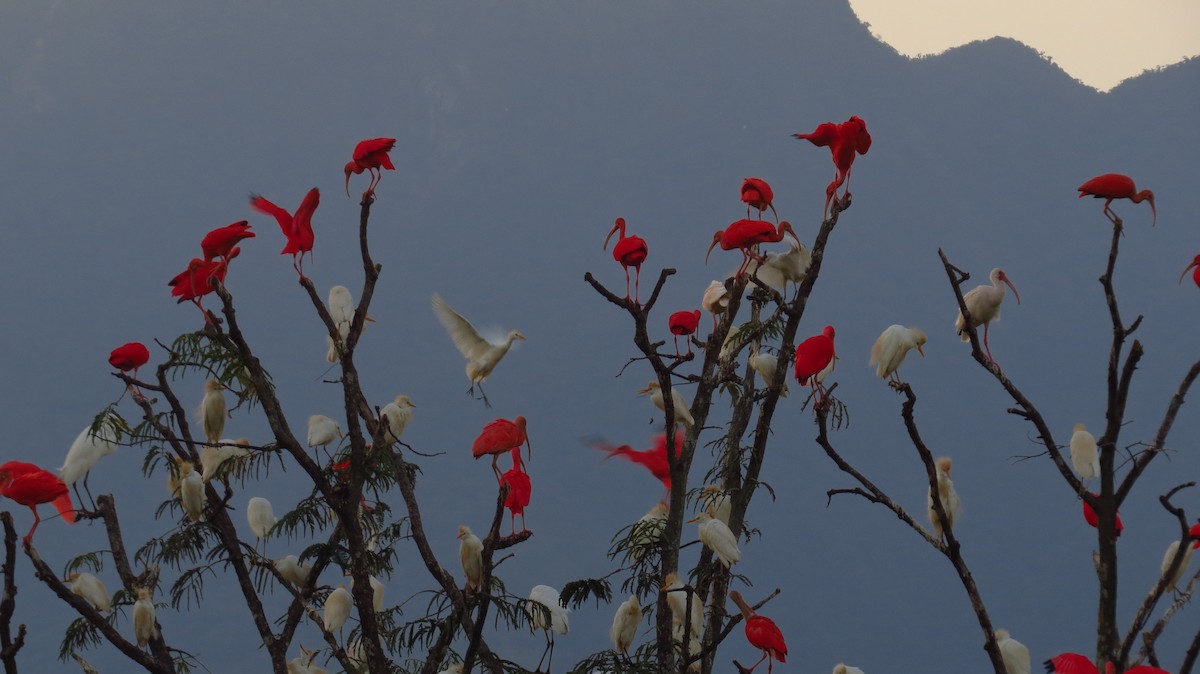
[381,395,415,445]
[275,555,313,586]
[610,594,642,654]
[526,584,569,634]
[1069,423,1099,481]
[178,461,205,523]
[323,585,352,635]
[748,235,811,293]
[663,573,703,639]
[200,438,250,483]
[869,325,927,381]
[927,456,962,539]
[701,280,730,329]
[346,638,367,672]
[954,267,1021,365]
[832,665,866,674]
[436,666,463,674]
[346,572,385,613]
[198,380,227,444]
[994,628,1031,674]
[701,485,733,525]
[133,587,157,648]
[307,415,343,449]
[458,525,484,591]
[325,286,374,363]
[639,381,695,428]
[247,497,277,550]
[59,421,119,502]
[286,645,323,674]
[748,345,788,396]
[690,509,740,567]
[66,572,111,612]
[630,502,668,561]
[1161,538,1197,590]
[431,293,525,408]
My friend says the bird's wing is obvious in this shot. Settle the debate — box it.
[431,294,491,360]
[868,330,888,366]
[293,187,320,232]
[249,194,293,237]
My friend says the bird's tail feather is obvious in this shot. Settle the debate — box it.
[53,492,76,524]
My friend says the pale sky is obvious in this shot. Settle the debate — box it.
[849,0,1200,91]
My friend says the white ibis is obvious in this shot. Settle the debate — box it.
[954,268,1020,365]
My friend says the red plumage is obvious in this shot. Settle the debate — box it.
[108,342,150,374]
[794,116,872,218]
[1179,254,1200,289]
[794,325,836,386]
[500,448,531,534]
[1077,173,1156,226]
[249,187,319,278]
[200,220,254,262]
[604,217,649,304]
[168,252,236,306]
[344,138,397,196]
[0,461,75,544]
[472,416,530,481]
[1082,493,1123,539]
[594,431,683,497]
[740,177,777,217]
[745,615,788,665]
[706,219,797,277]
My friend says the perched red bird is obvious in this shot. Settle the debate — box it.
[1179,254,1200,288]
[668,310,702,356]
[706,219,798,278]
[1082,493,1124,539]
[108,342,150,378]
[249,188,319,279]
[794,116,872,219]
[794,325,836,386]
[500,446,531,535]
[0,461,76,545]
[200,220,255,263]
[593,431,683,499]
[1078,173,1156,226]
[741,178,778,220]
[604,217,649,304]
[1044,652,1168,674]
[168,250,238,319]
[471,416,531,481]
[344,138,397,197]
[729,590,787,674]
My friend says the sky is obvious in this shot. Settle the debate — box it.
[849,0,1200,91]
[1,2,1199,673]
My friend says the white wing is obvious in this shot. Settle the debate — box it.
[432,293,493,361]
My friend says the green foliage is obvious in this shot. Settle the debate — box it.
[561,577,613,610]
[58,617,104,662]
[63,551,108,577]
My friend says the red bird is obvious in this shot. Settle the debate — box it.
[344,137,397,197]
[471,416,531,482]
[1078,173,1156,226]
[109,342,150,378]
[250,188,319,279]
[706,219,798,278]
[1178,254,1200,288]
[604,217,649,304]
[0,461,76,545]
[668,310,702,356]
[168,250,239,319]
[729,590,787,674]
[1082,493,1124,539]
[794,116,872,219]
[594,431,683,499]
[794,325,836,387]
[200,220,255,263]
[1044,652,1168,674]
[741,178,778,220]
[500,446,532,535]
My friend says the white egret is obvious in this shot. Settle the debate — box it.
[198,380,227,444]
[869,325,926,382]
[458,525,483,591]
[927,456,962,539]
[436,666,463,674]
[247,496,277,552]
[748,235,811,293]
[381,395,415,444]
[325,285,374,363]
[431,293,525,408]
[200,438,250,483]
[275,555,313,586]
[66,572,111,612]
[663,573,704,639]
[748,345,788,396]
[526,584,568,672]
[630,502,667,561]
[349,574,385,612]
[346,638,367,672]
[307,415,343,449]
[689,509,740,568]
[611,594,642,654]
[954,267,1021,365]
[286,645,322,674]
[59,420,119,504]
[1161,538,1197,591]
[701,280,730,329]
[701,485,732,525]
[133,587,157,648]
[995,629,1031,674]
[832,665,866,674]
[1069,423,1099,481]
[178,461,205,523]
[323,585,352,636]
[639,381,694,428]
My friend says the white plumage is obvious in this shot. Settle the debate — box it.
[200,438,250,483]
[701,280,730,328]
[994,629,1031,674]
[832,665,866,674]
[701,485,732,525]
[748,235,811,292]
[307,415,343,449]
[275,555,313,585]
[198,380,227,444]
[381,395,415,444]
[748,345,788,396]
[431,293,525,404]
[526,584,569,635]
[691,510,740,567]
[1069,423,1099,481]
[436,666,463,674]
[458,525,484,590]
[954,267,1021,364]
[630,502,667,560]
[325,285,374,363]
[610,594,642,654]
[640,381,695,428]
[869,325,926,381]
[67,572,111,612]
[663,573,703,639]
[286,645,323,674]
[927,456,962,538]
[178,462,205,523]
[247,496,277,542]
[133,587,157,648]
[323,585,352,634]
[59,421,119,488]
[1162,539,1196,590]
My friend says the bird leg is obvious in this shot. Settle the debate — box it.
[633,266,642,305]
[23,507,41,546]
[623,267,632,301]
[743,652,768,674]
[491,456,503,484]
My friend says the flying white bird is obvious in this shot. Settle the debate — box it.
[247,497,277,551]
[458,525,484,591]
[994,628,1031,674]
[748,345,788,396]
[381,395,415,444]
[200,438,250,483]
[869,325,926,381]
[701,280,730,329]
[198,380,227,444]
[690,509,740,567]
[1069,423,1099,481]
[927,456,962,539]
[954,267,1021,365]
[275,555,313,586]
[639,381,695,428]
[133,587,158,648]
[431,293,525,407]
[178,461,205,523]
[59,420,120,503]
[323,585,352,636]
[66,572,111,612]
[611,594,642,654]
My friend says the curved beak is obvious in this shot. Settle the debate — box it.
[1002,275,1021,304]
[704,232,722,265]
[343,166,353,198]
[603,221,620,251]
[916,344,926,357]
[1179,259,1199,285]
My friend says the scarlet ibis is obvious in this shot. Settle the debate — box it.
[458,525,484,590]
[689,509,740,567]
[611,594,642,655]
[249,188,319,279]
[604,217,649,304]
[344,137,397,197]
[381,395,415,445]
[702,280,731,329]
[1179,254,1200,288]
[168,252,237,318]
[955,268,1020,365]
[1044,652,1169,674]
[200,220,254,263]
[274,555,312,585]
[1083,493,1124,539]
[741,177,778,220]
[323,585,352,637]
[108,342,150,379]
[0,461,76,544]
[1070,424,1099,481]
[869,325,927,382]
[526,584,569,672]
[198,379,226,444]
[794,325,836,388]
[247,496,276,551]
[500,446,531,534]
[995,629,1031,674]
[471,416,530,481]
[307,415,343,449]
[1078,173,1156,226]
[702,485,733,524]
[640,381,695,428]
[794,116,872,219]
[59,421,119,505]
[927,456,962,539]
[669,310,701,356]
[594,431,683,497]
[749,345,789,397]
[133,587,158,648]
[431,293,525,408]
[706,219,798,278]
[729,590,788,674]
[66,572,111,612]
